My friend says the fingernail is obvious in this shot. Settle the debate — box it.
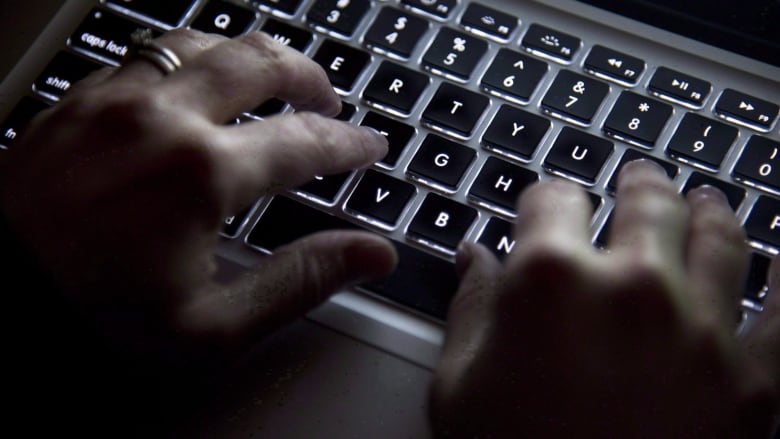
[622,158,667,176]
[455,242,474,280]
[687,184,729,205]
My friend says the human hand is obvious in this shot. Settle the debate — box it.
[0,29,396,369]
[430,161,779,437]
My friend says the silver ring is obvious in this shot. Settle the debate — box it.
[129,28,182,76]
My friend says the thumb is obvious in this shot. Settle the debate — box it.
[178,230,397,349]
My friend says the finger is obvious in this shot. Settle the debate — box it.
[111,28,227,82]
[609,160,689,270]
[158,31,340,122]
[507,178,593,270]
[685,185,748,327]
[440,242,503,368]
[216,112,388,212]
[176,231,397,348]
[742,257,780,409]
[65,66,116,96]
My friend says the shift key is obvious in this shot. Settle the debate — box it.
[247,196,458,320]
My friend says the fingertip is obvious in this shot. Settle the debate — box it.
[342,233,398,283]
[359,126,390,164]
[686,184,730,207]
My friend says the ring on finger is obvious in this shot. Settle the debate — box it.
[128,28,182,76]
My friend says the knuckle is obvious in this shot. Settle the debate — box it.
[93,87,169,132]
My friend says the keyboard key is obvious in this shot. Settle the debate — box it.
[481,104,550,160]
[256,0,304,16]
[477,217,515,260]
[307,0,371,37]
[603,91,673,147]
[480,49,548,104]
[460,3,518,41]
[33,51,103,101]
[69,9,155,65]
[1,97,50,150]
[648,67,711,108]
[543,127,614,185]
[521,23,581,63]
[312,39,371,91]
[715,89,779,132]
[666,113,738,170]
[359,112,416,168]
[345,169,416,226]
[682,172,745,211]
[408,193,478,252]
[222,204,255,238]
[421,82,489,138]
[407,134,477,191]
[401,0,457,20]
[468,156,539,213]
[297,172,352,203]
[105,0,195,26]
[246,196,458,320]
[190,0,257,37]
[261,19,314,52]
[744,253,771,302]
[422,28,487,81]
[744,196,780,251]
[583,45,645,85]
[606,149,679,193]
[541,70,609,125]
[363,61,430,116]
[733,135,780,193]
[363,7,429,59]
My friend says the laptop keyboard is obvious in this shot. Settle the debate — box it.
[1,0,779,322]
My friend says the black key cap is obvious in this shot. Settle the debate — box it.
[312,39,371,91]
[541,70,609,125]
[606,149,679,194]
[543,127,614,185]
[261,19,314,51]
[603,91,673,147]
[247,99,286,119]
[682,172,745,211]
[715,89,779,132]
[345,169,416,226]
[297,172,352,202]
[648,67,711,108]
[408,193,478,252]
[407,134,476,191]
[363,61,430,116]
[247,196,458,320]
[105,0,195,26]
[421,82,489,138]
[307,0,371,37]
[733,135,780,193]
[583,45,645,85]
[256,0,304,16]
[744,253,771,302]
[401,0,457,20]
[481,104,550,160]
[363,7,429,59]
[1,97,50,150]
[481,49,548,104]
[468,156,539,213]
[666,113,738,170]
[744,196,780,251]
[69,9,153,65]
[422,28,487,81]
[222,204,255,238]
[33,51,103,101]
[522,23,581,63]
[359,111,416,168]
[460,3,518,41]
[190,0,257,37]
[335,102,356,121]
[477,217,515,260]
